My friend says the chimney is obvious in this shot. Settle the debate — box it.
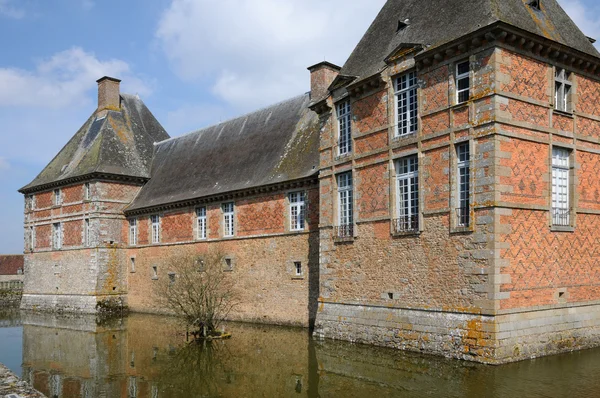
[96,76,121,111]
[307,61,341,101]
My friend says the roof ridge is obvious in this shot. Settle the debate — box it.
[155,92,309,146]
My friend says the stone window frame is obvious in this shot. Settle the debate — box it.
[52,222,62,250]
[334,171,355,241]
[550,145,576,231]
[130,256,136,273]
[129,218,138,246]
[390,153,421,236]
[394,69,419,138]
[195,206,208,240]
[455,59,471,105]
[554,67,573,114]
[53,188,62,207]
[151,265,158,280]
[450,139,475,232]
[28,225,35,252]
[83,182,91,202]
[221,202,235,238]
[150,214,161,244]
[83,218,91,247]
[288,190,307,232]
[336,99,353,157]
[25,194,35,211]
[223,256,235,272]
[291,260,304,280]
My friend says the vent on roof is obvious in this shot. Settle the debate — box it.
[587,36,597,44]
[397,19,409,32]
[528,0,541,11]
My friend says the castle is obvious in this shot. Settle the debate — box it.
[20,0,600,364]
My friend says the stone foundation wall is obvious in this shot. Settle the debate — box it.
[20,293,125,314]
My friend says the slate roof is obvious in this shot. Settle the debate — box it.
[127,94,320,213]
[0,255,24,275]
[341,0,600,81]
[20,95,170,193]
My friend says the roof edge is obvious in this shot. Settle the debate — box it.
[19,172,148,194]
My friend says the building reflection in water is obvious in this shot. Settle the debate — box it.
[19,312,600,398]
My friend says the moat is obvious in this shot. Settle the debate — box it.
[1,310,599,398]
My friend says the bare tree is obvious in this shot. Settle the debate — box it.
[154,248,237,338]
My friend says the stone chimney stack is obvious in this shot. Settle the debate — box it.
[307,61,341,101]
[96,76,121,111]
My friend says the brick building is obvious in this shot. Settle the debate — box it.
[0,255,24,284]
[20,0,600,363]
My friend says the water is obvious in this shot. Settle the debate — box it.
[1,310,600,397]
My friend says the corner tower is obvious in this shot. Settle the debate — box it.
[19,77,169,313]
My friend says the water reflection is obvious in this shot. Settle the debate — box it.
[1,311,599,397]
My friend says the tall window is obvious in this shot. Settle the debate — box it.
[337,172,353,237]
[555,68,572,113]
[552,147,570,226]
[84,218,91,247]
[395,71,418,137]
[456,143,471,227]
[289,192,306,231]
[456,61,470,103]
[395,156,419,233]
[223,203,234,237]
[151,215,160,244]
[337,100,352,156]
[196,207,207,240]
[54,189,62,206]
[129,219,137,245]
[29,226,35,251]
[53,223,62,249]
[84,183,91,201]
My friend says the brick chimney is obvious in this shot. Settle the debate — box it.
[96,76,121,111]
[307,61,341,101]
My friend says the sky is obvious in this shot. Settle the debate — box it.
[0,0,599,254]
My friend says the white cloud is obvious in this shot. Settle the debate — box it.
[0,47,152,109]
[558,0,600,49]
[156,0,386,111]
[0,0,24,19]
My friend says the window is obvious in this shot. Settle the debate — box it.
[168,272,176,284]
[223,203,234,237]
[456,143,471,227]
[130,257,136,273]
[54,189,62,206]
[29,226,35,251]
[395,71,418,137]
[196,207,207,240]
[289,192,306,231]
[294,261,302,276]
[337,172,353,238]
[529,0,541,11]
[552,147,570,226]
[84,218,91,247]
[84,183,91,201]
[25,195,35,211]
[151,215,160,244]
[395,155,419,233]
[337,100,352,156]
[456,61,470,103]
[224,257,234,272]
[53,222,62,250]
[129,219,137,246]
[555,68,572,113]
[152,265,158,280]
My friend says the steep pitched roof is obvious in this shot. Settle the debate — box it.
[0,255,24,275]
[341,0,600,80]
[127,94,319,213]
[20,95,169,193]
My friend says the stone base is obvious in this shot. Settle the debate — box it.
[20,293,126,314]
[314,301,600,364]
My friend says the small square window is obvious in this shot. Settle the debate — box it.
[224,257,234,272]
[152,265,158,280]
[294,261,302,276]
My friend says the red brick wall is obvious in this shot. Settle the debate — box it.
[63,185,83,204]
[356,163,389,219]
[237,194,285,237]
[499,137,547,206]
[62,221,82,247]
[161,210,193,243]
[421,65,450,112]
[35,225,51,249]
[36,192,53,209]
[498,51,549,101]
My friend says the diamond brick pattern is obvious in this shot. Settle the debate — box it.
[238,195,285,236]
[552,114,574,133]
[354,91,387,133]
[422,112,450,135]
[501,53,548,102]
[576,117,597,139]
[578,151,600,210]
[578,75,600,116]
[501,211,600,309]
[422,66,449,113]
[500,138,546,204]
[509,100,549,127]
[358,164,389,219]
[424,147,449,211]
[356,131,388,155]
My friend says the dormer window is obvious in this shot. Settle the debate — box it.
[529,0,541,11]
[397,19,409,32]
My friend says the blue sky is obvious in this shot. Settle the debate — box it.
[0,0,599,254]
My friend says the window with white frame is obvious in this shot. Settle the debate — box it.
[196,207,207,239]
[555,68,572,113]
[337,172,353,237]
[456,61,470,103]
[53,222,62,249]
[129,219,137,245]
[84,218,91,247]
[289,191,306,231]
[222,203,234,237]
[54,189,62,206]
[84,182,91,201]
[25,195,34,211]
[294,261,302,276]
[552,147,570,226]
[29,226,35,250]
[456,143,471,227]
[395,155,419,233]
[151,215,160,244]
[395,71,418,137]
[337,100,352,156]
